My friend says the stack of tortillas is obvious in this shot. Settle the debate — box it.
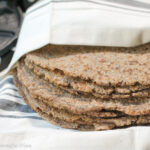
[13,43,150,131]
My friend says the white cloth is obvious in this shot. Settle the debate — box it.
[1,1,150,149]
[1,0,150,77]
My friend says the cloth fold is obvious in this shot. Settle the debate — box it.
[1,0,150,77]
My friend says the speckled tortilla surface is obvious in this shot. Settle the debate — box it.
[12,44,150,130]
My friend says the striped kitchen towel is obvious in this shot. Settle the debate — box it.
[0,75,41,120]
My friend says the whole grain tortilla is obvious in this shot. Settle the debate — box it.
[25,44,150,87]
[25,60,150,99]
[13,67,150,131]
[16,59,150,116]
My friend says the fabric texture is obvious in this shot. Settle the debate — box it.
[2,0,150,77]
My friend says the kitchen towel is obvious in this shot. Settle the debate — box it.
[1,0,150,77]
